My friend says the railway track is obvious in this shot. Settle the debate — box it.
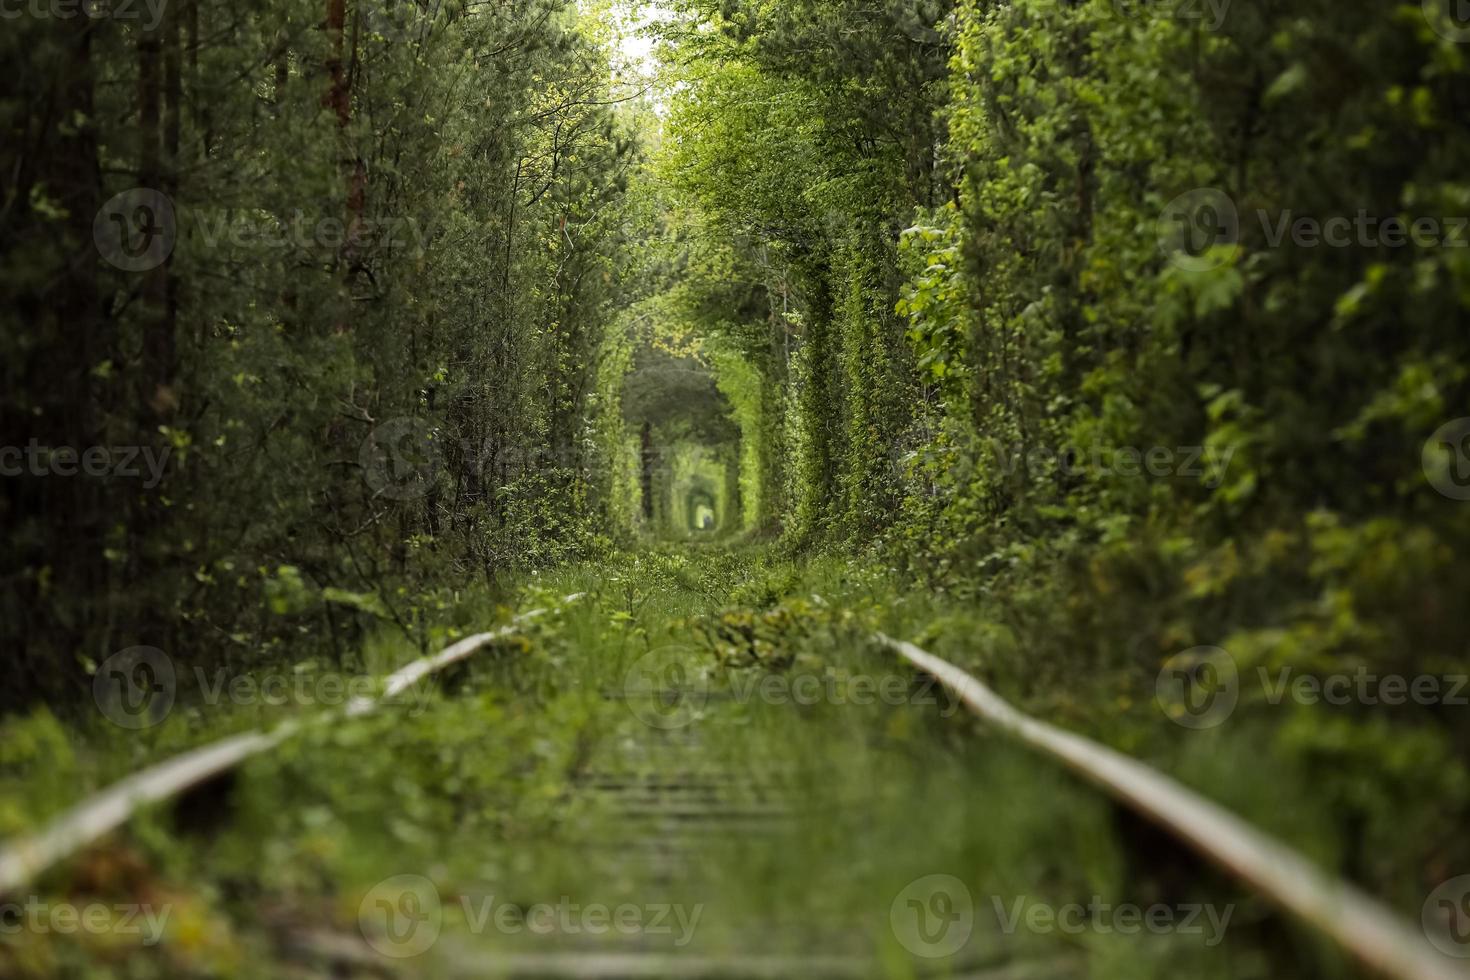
[1,585,1464,979]
[278,661,1078,978]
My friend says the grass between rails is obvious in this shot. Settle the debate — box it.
[0,547,1395,977]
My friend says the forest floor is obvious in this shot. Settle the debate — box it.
[2,548,1358,978]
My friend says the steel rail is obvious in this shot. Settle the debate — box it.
[875,632,1468,980]
[0,596,584,894]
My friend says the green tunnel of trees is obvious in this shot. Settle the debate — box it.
[616,346,741,539]
[3,0,1470,907]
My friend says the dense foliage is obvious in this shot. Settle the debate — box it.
[2,0,638,710]
[653,0,1470,917]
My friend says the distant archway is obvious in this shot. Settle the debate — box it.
[687,488,718,532]
[620,347,742,539]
